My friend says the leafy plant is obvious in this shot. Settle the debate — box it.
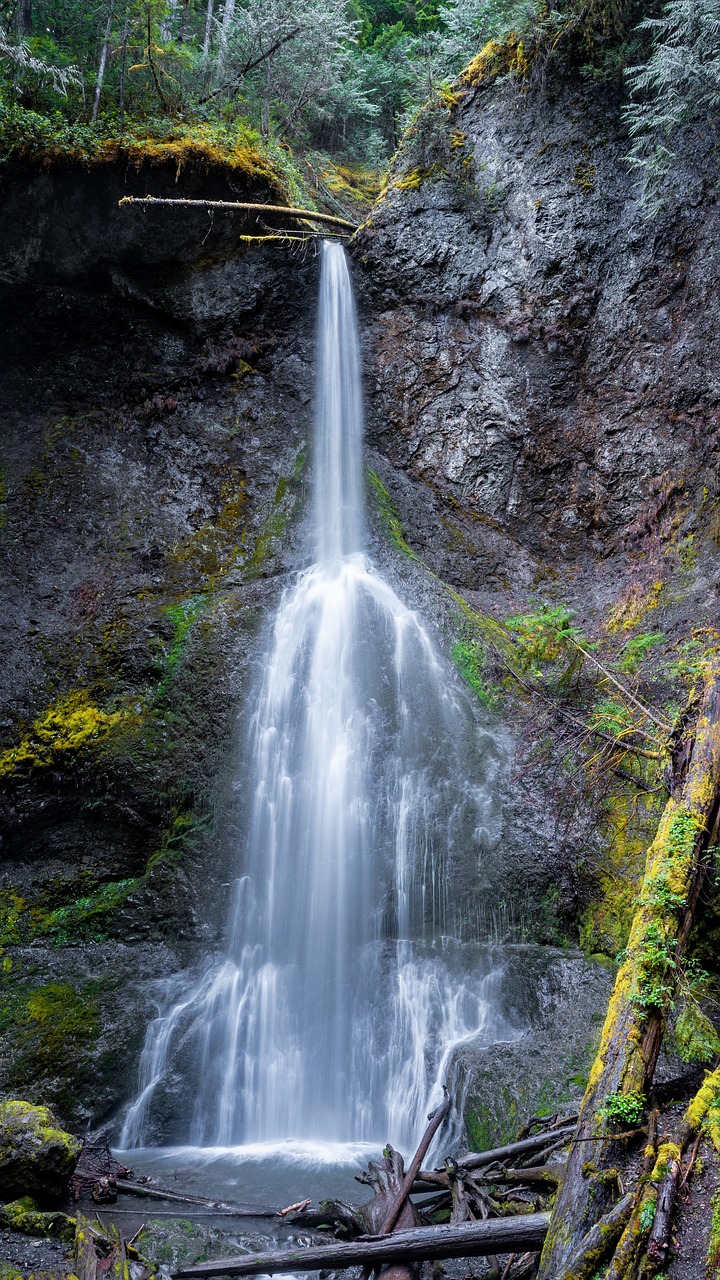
[598,1089,646,1125]
[640,1195,657,1231]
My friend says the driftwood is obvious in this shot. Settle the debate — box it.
[379,1088,451,1234]
[118,196,357,231]
[170,1212,551,1277]
[538,657,720,1279]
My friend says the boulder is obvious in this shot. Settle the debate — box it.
[0,1100,81,1202]
[0,1196,76,1243]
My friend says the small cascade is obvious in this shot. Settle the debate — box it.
[121,243,512,1155]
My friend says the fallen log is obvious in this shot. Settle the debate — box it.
[456,1124,575,1172]
[555,1191,635,1280]
[115,1178,278,1218]
[645,1067,720,1268]
[170,1212,551,1277]
[118,196,357,231]
[538,656,720,1279]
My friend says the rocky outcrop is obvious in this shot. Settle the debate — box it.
[356,77,719,571]
[3,69,718,1140]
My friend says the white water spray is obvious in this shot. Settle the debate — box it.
[121,243,512,1153]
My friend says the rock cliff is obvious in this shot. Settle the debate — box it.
[1,65,718,1136]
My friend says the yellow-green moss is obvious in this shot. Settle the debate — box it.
[650,1139,681,1181]
[573,157,597,193]
[459,34,533,87]
[579,792,660,958]
[684,1067,720,1131]
[607,579,664,632]
[708,1186,720,1278]
[367,468,417,559]
[0,691,135,778]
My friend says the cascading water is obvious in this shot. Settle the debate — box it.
[121,243,514,1157]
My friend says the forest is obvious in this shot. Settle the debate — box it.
[1,0,718,190]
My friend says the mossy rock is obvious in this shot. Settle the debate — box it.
[0,1100,81,1201]
[0,1195,75,1243]
[136,1216,235,1268]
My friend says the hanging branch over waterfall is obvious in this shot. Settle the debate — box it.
[118,196,358,236]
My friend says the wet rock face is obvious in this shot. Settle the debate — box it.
[356,79,720,565]
[460,946,614,1150]
[0,1101,81,1202]
[0,158,320,1127]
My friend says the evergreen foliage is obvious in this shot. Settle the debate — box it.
[624,0,720,210]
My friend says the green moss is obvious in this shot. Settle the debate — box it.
[395,162,447,190]
[459,34,534,87]
[674,1000,720,1064]
[579,790,663,959]
[708,1187,720,1278]
[0,810,208,948]
[452,640,501,709]
[0,691,136,778]
[0,103,279,186]
[573,157,597,193]
[156,595,211,696]
[0,1197,75,1244]
[367,468,417,558]
[241,448,306,581]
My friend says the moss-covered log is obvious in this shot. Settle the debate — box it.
[538,657,720,1278]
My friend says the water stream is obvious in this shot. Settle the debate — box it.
[120,243,514,1167]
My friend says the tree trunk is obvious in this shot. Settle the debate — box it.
[160,0,178,42]
[203,0,214,55]
[114,1178,278,1217]
[170,1213,551,1278]
[217,0,235,68]
[538,657,720,1278]
[92,7,114,123]
[117,196,357,231]
[118,7,130,134]
[15,0,32,38]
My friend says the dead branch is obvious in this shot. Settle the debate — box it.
[380,1089,451,1235]
[118,196,357,230]
[115,1178,277,1217]
[457,1123,576,1172]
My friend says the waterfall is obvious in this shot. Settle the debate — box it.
[120,243,511,1153]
